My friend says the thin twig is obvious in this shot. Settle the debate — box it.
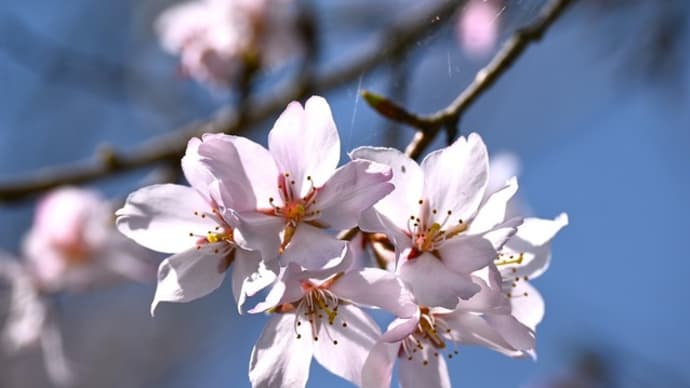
[0,0,465,203]
[363,0,575,159]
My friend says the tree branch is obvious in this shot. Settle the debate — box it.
[0,0,465,203]
[362,0,575,159]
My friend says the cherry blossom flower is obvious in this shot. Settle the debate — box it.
[248,247,417,388]
[457,0,502,58]
[22,187,153,293]
[352,134,520,308]
[156,0,301,87]
[116,139,276,314]
[361,270,535,388]
[194,96,394,270]
[494,214,569,333]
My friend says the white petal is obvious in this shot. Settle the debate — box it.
[330,268,417,318]
[231,248,277,314]
[484,313,536,352]
[509,281,545,331]
[483,218,522,251]
[233,211,284,262]
[470,176,518,233]
[380,314,420,343]
[198,133,280,210]
[421,133,489,222]
[503,213,568,279]
[313,304,381,386]
[315,160,393,229]
[116,184,215,254]
[350,146,423,231]
[280,224,347,270]
[249,263,311,314]
[361,341,398,388]
[181,137,215,201]
[398,251,480,308]
[150,243,229,316]
[438,234,498,274]
[249,313,313,388]
[268,96,340,197]
[453,274,510,314]
[442,312,526,357]
[399,344,451,388]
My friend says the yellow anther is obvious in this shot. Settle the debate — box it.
[495,252,524,266]
[206,231,230,244]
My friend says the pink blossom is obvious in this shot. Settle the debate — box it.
[23,187,153,292]
[457,0,501,58]
[352,134,521,309]
[156,0,301,87]
[194,96,394,270]
[248,248,416,388]
[117,139,276,314]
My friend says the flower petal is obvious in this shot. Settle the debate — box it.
[281,223,347,270]
[421,133,488,222]
[380,314,420,343]
[181,137,214,201]
[441,312,527,357]
[315,160,393,229]
[150,243,229,316]
[233,211,284,262]
[484,313,536,352]
[330,268,417,318]
[502,213,568,279]
[313,304,381,386]
[198,133,281,210]
[361,341,398,388]
[398,251,480,308]
[470,176,518,233]
[438,234,498,274]
[268,96,340,197]
[509,280,545,331]
[399,344,451,388]
[452,273,510,314]
[249,313,313,388]
[231,248,277,314]
[116,184,215,254]
[350,146,423,232]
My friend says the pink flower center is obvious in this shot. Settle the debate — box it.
[268,172,323,253]
[189,207,236,273]
[406,199,467,259]
[398,307,459,364]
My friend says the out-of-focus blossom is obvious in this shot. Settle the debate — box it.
[2,187,155,386]
[248,248,416,388]
[352,134,520,309]
[117,140,276,315]
[156,0,302,87]
[195,96,394,270]
[23,187,153,292]
[0,256,73,386]
[457,0,502,58]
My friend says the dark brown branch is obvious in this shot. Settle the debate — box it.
[0,0,465,203]
[363,0,575,159]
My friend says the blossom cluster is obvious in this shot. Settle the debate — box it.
[156,0,301,87]
[116,95,567,387]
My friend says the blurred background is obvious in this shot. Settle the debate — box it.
[1,0,689,387]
